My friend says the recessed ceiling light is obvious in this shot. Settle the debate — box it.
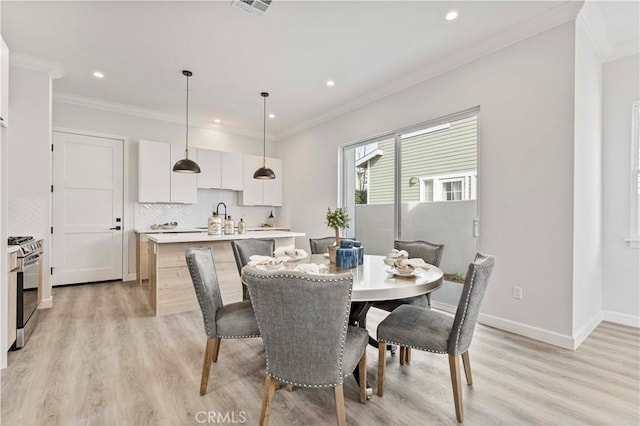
[93,71,104,79]
[214,119,221,124]
[326,80,335,87]
[446,11,458,21]
[268,113,275,119]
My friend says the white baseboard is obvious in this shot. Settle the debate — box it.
[432,303,639,349]
[125,273,137,282]
[603,310,640,328]
[432,301,574,349]
[572,312,603,350]
[38,296,53,309]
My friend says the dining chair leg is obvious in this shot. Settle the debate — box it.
[358,352,367,403]
[212,337,221,363]
[286,384,293,392]
[461,351,473,385]
[377,342,386,397]
[448,354,464,423]
[259,376,278,426]
[399,346,405,365]
[334,385,346,426]
[405,347,411,363]
[200,338,217,396]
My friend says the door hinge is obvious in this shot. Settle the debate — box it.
[50,226,53,234]
[50,267,55,275]
[51,144,54,152]
[51,185,54,193]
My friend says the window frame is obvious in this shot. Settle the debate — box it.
[419,171,477,202]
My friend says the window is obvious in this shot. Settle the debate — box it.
[420,172,477,202]
[631,101,640,247]
[340,108,479,262]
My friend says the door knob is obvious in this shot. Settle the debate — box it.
[109,226,122,231]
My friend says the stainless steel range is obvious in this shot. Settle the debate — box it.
[7,236,42,349]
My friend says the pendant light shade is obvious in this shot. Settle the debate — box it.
[173,70,201,174]
[253,92,276,180]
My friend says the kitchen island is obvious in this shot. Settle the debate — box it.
[143,231,305,316]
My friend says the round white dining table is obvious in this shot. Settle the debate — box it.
[303,254,444,303]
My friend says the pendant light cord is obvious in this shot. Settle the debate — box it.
[263,94,267,168]
[185,74,190,159]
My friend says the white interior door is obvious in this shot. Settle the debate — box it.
[52,131,123,285]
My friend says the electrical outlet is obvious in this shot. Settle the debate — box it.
[512,286,523,300]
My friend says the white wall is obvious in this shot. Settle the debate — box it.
[0,33,8,369]
[8,65,52,307]
[278,22,578,344]
[52,102,278,280]
[572,17,603,342]
[602,54,640,325]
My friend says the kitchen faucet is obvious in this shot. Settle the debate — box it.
[216,202,227,219]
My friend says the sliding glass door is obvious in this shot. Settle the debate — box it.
[341,109,479,282]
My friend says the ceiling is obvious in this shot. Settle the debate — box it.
[1,1,637,139]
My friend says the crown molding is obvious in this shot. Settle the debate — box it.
[275,1,582,140]
[10,52,65,79]
[608,39,640,62]
[576,10,609,62]
[53,92,271,141]
[577,1,639,63]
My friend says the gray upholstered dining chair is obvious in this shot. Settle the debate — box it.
[372,239,444,363]
[243,267,369,426]
[186,247,261,396]
[309,236,339,255]
[231,239,275,300]
[376,252,495,423]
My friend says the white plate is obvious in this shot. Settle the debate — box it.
[390,268,417,277]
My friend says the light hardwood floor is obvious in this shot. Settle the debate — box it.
[2,281,638,425]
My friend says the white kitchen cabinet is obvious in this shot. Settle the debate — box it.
[139,140,171,203]
[196,148,222,189]
[138,140,198,204]
[221,151,243,190]
[238,154,283,206]
[170,145,198,204]
[197,149,243,191]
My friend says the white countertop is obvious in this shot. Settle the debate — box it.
[7,245,20,254]
[146,231,305,244]
[135,226,290,234]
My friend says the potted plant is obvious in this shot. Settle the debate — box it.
[325,207,350,263]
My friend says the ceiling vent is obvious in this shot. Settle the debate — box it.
[231,0,272,16]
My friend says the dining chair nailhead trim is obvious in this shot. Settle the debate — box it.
[453,267,476,355]
[186,256,215,335]
[248,270,353,387]
[267,373,344,388]
[453,256,494,355]
[217,334,260,339]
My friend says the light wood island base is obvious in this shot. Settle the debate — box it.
[146,237,296,316]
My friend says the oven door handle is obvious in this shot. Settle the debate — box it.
[22,254,41,268]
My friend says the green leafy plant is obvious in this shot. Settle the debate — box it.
[445,272,465,283]
[325,207,350,246]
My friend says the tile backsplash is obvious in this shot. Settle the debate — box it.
[135,189,283,229]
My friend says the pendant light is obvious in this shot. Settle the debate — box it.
[253,92,276,180]
[173,70,201,174]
